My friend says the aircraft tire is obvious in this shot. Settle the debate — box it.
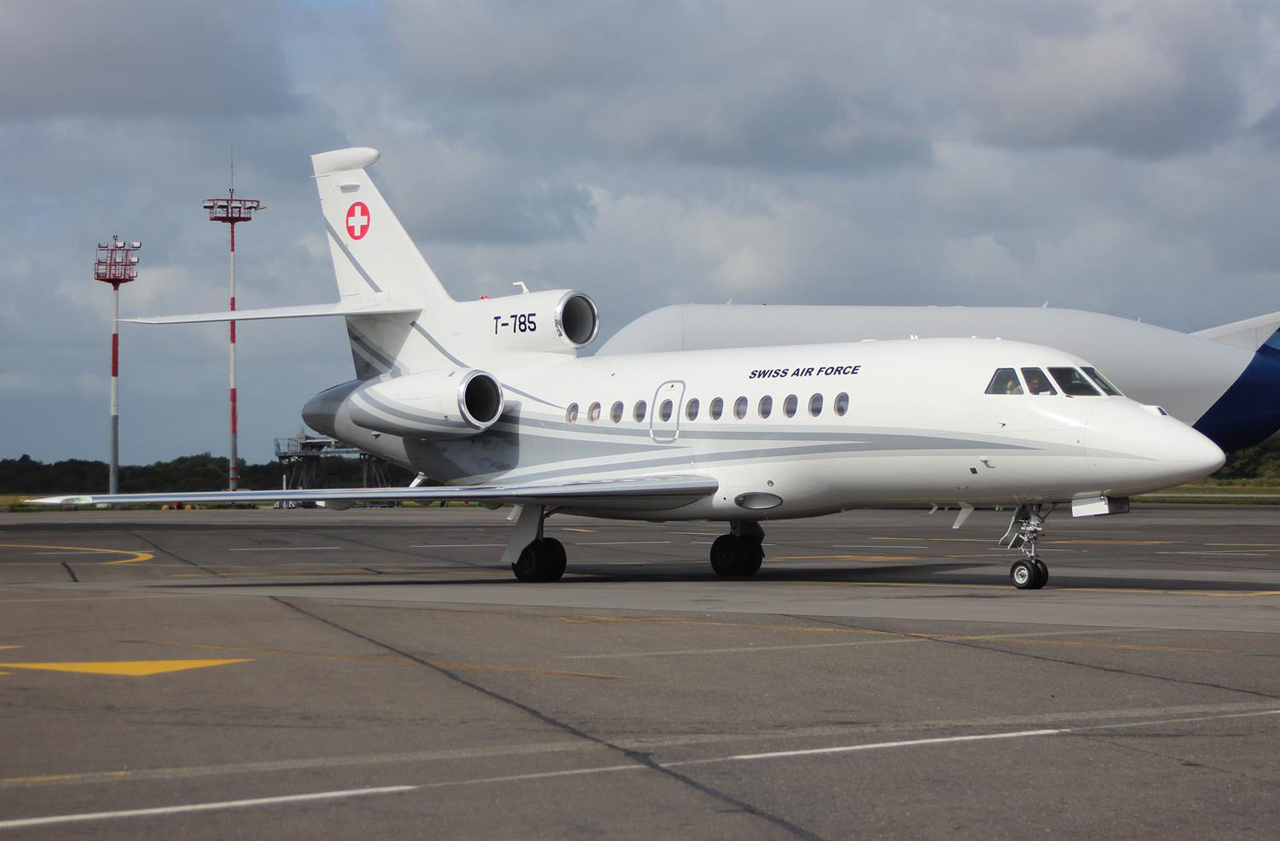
[1033,558,1049,588]
[1010,560,1036,590]
[736,538,763,576]
[710,535,739,576]
[513,540,560,582]
[543,538,567,581]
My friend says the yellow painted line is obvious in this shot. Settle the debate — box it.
[1205,543,1280,547]
[0,672,9,676]
[673,531,720,536]
[3,771,132,785]
[0,543,153,566]
[1206,590,1280,599]
[769,554,916,562]
[0,646,21,651]
[0,659,251,677]
[561,528,596,533]
[127,640,622,680]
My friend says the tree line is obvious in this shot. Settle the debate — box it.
[1,453,415,494]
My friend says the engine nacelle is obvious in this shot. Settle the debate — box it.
[348,368,505,439]
[440,289,600,355]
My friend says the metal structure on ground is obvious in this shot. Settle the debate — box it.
[92,237,140,494]
[204,180,263,492]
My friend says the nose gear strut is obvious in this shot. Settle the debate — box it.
[1000,503,1055,589]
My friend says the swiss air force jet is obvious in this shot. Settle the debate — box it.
[599,304,1280,453]
[35,148,1226,590]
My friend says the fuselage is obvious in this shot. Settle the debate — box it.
[305,337,1224,521]
[597,304,1280,452]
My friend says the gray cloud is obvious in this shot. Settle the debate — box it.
[2,0,1280,466]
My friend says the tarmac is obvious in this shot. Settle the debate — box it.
[1,503,1279,839]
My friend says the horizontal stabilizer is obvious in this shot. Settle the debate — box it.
[30,475,719,513]
[1193,310,1280,351]
[124,299,421,325]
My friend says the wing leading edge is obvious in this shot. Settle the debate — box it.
[30,475,718,513]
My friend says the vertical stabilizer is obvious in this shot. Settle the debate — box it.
[311,147,459,377]
[311,147,453,307]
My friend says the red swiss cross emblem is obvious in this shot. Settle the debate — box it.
[345,202,370,240]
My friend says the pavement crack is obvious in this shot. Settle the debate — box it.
[60,562,79,583]
[790,615,1280,703]
[270,596,825,841]
[1074,733,1280,789]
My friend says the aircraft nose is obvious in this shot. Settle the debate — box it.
[1085,400,1226,494]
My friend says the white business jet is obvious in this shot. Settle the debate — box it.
[35,148,1226,590]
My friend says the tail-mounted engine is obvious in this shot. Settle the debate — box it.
[442,290,600,356]
[348,368,505,439]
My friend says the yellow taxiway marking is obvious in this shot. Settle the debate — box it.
[1206,543,1280,547]
[561,528,596,533]
[769,554,916,562]
[0,543,153,566]
[0,646,21,651]
[129,640,623,680]
[0,659,251,677]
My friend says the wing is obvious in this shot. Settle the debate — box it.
[29,475,718,513]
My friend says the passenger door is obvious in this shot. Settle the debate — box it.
[650,380,686,443]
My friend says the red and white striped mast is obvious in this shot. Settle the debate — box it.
[204,172,262,491]
[93,237,140,494]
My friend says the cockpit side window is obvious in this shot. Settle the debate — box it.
[985,368,1024,395]
[1082,367,1123,396]
[1048,367,1101,396]
[1021,367,1057,396]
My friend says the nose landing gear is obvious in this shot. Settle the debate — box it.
[710,521,765,577]
[1003,504,1054,590]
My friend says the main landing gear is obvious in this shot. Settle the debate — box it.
[505,505,566,582]
[1002,504,1054,590]
[710,521,765,577]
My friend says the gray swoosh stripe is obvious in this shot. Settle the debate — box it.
[469,440,1023,485]
[411,321,468,368]
[348,329,402,375]
[502,384,563,410]
[357,390,458,429]
[326,221,382,293]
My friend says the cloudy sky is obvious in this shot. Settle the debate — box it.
[3,0,1280,466]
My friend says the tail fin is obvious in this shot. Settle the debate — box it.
[311,148,453,307]
[312,148,463,378]
[1194,310,1280,352]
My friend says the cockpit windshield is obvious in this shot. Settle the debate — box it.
[985,368,1024,395]
[1082,367,1123,396]
[1020,367,1057,395]
[1048,367,1101,396]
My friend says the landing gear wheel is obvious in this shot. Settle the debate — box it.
[710,535,740,576]
[512,539,565,582]
[1033,558,1049,588]
[542,537,567,582]
[1010,560,1036,590]
[710,534,764,577]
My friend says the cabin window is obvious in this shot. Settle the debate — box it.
[985,368,1024,395]
[1021,367,1057,395]
[734,396,748,420]
[1082,367,1123,396]
[659,399,674,422]
[758,395,773,419]
[588,402,601,423]
[710,397,724,420]
[835,392,849,416]
[633,400,647,422]
[611,401,624,423]
[566,403,579,423]
[686,398,700,421]
[1049,367,1101,396]
[783,394,798,417]
[809,393,823,417]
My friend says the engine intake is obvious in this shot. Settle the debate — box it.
[348,368,506,439]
